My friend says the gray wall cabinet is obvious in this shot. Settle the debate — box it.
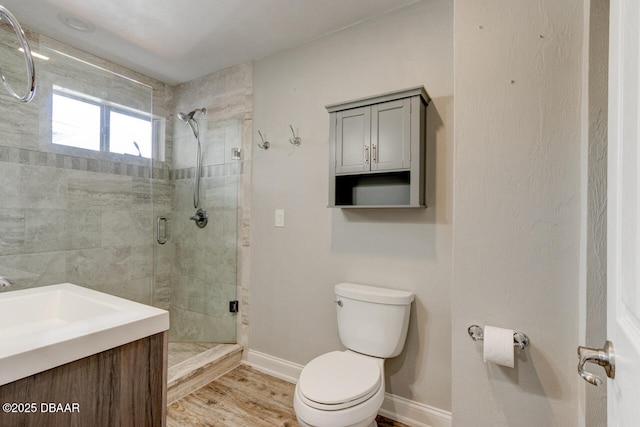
[327,86,429,208]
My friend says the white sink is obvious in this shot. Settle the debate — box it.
[0,283,169,386]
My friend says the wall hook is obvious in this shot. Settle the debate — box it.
[257,130,270,150]
[289,125,301,146]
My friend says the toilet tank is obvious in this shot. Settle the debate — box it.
[335,283,414,358]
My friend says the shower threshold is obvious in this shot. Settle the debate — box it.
[167,342,243,405]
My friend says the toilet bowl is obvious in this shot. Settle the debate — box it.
[294,351,384,427]
[293,283,414,427]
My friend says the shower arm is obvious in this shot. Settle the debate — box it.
[0,5,36,103]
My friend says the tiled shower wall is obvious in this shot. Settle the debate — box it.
[169,62,252,343]
[0,26,252,345]
[0,30,171,307]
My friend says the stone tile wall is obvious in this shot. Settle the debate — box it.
[0,29,170,307]
[170,63,252,344]
[0,26,251,345]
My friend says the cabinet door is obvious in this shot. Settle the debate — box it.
[335,107,371,174]
[370,98,411,171]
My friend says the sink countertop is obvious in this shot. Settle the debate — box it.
[0,283,169,386]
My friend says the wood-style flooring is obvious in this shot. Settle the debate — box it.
[167,364,410,427]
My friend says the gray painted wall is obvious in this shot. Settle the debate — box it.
[585,0,609,425]
[452,1,585,425]
[250,0,454,411]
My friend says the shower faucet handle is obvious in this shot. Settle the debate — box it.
[190,208,208,229]
[189,209,206,220]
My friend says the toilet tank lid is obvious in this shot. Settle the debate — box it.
[335,283,414,305]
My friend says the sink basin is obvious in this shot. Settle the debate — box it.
[0,283,169,386]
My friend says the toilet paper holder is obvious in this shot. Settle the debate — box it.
[468,325,530,350]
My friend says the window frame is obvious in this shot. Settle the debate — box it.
[52,87,160,160]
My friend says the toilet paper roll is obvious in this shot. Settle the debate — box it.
[483,325,514,368]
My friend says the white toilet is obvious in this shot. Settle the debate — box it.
[294,282,414,427]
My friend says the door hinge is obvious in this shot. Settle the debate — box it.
[229,300,239,313]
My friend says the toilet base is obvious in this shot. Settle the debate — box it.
[294,380,384,427]
[296,416,377,427]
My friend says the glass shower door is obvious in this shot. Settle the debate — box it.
[0,30,156,308]
[165,111,240,343]
[0,22,242,346]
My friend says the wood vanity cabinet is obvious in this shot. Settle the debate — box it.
[327,86,429,208]
[0,332,167,427]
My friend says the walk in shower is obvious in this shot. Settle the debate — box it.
[0,21,240,345]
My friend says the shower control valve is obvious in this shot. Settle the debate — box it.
[190,208,208,228]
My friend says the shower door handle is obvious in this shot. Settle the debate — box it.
[157,216,168,244]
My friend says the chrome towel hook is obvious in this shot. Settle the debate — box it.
[289,125,301,146]
[257,130,270,150]
[0,5,36,103]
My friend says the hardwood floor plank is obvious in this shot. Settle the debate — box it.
[168,365,297,426]
[167,365,411,427]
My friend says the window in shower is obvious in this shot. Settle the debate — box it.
[52,88,161,159]
[51,93,101,151]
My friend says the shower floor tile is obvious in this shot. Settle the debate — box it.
[168,342,221,368]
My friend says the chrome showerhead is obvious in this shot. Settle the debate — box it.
[178,108,206,122]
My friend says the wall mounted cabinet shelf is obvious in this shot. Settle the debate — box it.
[327,86,430,208]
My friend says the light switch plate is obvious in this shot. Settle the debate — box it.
[275,209,284,227]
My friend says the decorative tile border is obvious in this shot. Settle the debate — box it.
[0,145,169,179]
[0,145,243,181]
[171,162,243,180]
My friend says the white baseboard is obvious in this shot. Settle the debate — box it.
[379,393,452,427]
[244,349,452,427]
[244,348,304,384]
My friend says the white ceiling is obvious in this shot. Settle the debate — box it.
[3,0,418,85]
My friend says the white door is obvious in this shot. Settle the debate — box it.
[607,0,640,424]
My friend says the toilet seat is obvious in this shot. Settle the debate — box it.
[298,351,382,411]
